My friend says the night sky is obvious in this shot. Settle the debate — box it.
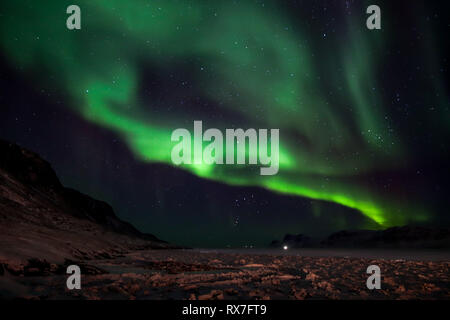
[0,0,449,247]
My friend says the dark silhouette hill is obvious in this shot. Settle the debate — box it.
[0,139,175,266]
[271,226,450,249]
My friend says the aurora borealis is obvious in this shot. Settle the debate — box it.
[0,1,449,246]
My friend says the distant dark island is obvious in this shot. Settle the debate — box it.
[271,226,450,249]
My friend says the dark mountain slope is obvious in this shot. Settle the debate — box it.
[0,139,174,265]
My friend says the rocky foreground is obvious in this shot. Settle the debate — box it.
[1,249,449,300]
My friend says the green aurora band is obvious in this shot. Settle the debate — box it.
[1,0,440,227]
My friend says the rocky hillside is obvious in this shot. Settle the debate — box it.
[0,139,175,266]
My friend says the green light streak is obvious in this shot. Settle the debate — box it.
[0,0,438,228]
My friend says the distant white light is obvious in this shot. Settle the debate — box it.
[283,245,288,250]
